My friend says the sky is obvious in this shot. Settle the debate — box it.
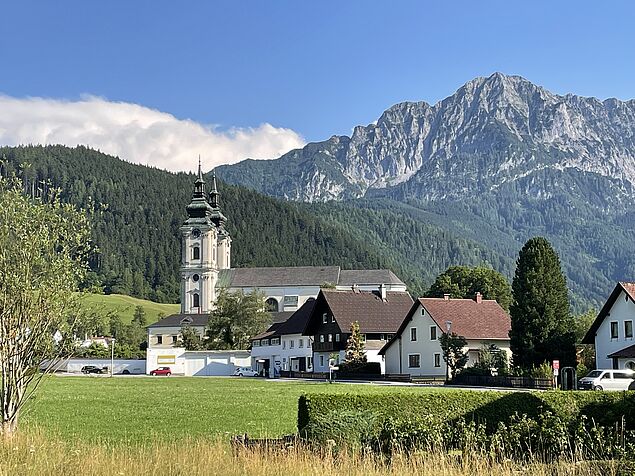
[1,1,634,171]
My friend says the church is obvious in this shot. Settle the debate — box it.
[146,164,407,376]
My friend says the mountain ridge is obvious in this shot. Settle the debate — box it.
[217,72,635,205]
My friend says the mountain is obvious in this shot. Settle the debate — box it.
[1,145,507,303]
[217,73,635,206]
[216,73,635,310]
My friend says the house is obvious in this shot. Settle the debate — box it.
[582,282,635,370]
[379,293,511,377]
[147,163,408,375]
[250,298,316,376]
[303,287,414,373]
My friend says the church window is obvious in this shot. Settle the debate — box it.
[192,246,200,260]
[265,298,279,312]
[192,274,199,282]
[193,293,200,308]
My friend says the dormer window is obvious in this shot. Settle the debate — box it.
[180,316,193,326]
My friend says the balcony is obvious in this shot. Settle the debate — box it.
[313,341,344,352]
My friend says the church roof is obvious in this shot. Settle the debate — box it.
[339,269,404,286]
[219,266,341,287]
[218,266,406,288]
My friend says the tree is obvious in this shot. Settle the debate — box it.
[509,237,576,370]
[205,289,269,350]
[344,321,367,365]
[132,306,147,327]
[177,325,203,350]
[426,265,513,312]
[439,332,469,380]
[0,178,90,437]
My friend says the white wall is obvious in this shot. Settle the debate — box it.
[146,347,187,374]
[230,286,320,313]
[595,290,635,369]
[383,303,511,377]
[184,351,251,376]
[53,359,146,374]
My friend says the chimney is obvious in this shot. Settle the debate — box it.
[443,294,450,301]
[379,283,387,301]
[475,292,482,304]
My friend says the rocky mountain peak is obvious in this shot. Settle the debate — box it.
[217,73,635,205]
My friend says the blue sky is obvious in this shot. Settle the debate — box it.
[0,1,634,170]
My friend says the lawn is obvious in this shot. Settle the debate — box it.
[79,293,180,324]
[22,376,440,443]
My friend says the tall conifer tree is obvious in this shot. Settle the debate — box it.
[509,237,576,369]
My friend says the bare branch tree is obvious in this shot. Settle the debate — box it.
[0,177,91,437]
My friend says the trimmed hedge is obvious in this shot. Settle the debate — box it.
[298,391,635,448]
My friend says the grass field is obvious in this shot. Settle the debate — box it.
[22,376,439,443]
[79,293,180,324]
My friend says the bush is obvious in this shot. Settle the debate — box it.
[298,390,635,457]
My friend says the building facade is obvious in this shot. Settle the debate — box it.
[583,282,635,370]
[303,288,413,373]
[380,294,511,377]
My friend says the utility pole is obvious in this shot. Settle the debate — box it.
[110,338,115,377]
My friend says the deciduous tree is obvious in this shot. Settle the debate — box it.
[426,265,512,312]
[205,289,269,350]
[0,178,90,437]
[439,332,469,380]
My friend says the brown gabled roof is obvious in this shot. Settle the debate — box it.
[320,289,413,333]
[420,297,511,340]
[582,282,635,344]
[379,296,510,355]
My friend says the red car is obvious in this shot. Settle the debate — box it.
[150,366,172,376]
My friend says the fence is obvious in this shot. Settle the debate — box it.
[452,374,553,390]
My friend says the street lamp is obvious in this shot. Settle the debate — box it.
[110,338,115,378]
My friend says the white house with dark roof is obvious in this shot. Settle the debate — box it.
[380,294,511,377]
[250,298,316,377]
[583,282,635,370]
[147,165,408,375]
[302,288,413,373]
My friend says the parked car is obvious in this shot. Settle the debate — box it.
[150,367,172,376]
[578,369,635,391]
[81,365,107,374]
[233,367,259,377]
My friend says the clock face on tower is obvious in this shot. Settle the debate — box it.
[192,228,201,238]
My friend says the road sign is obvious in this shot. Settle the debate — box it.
[553,368,559,376]
[552,360,560,370]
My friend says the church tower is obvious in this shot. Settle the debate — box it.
[209,171,231,270]
[180,160,221,314]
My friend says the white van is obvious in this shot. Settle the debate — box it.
[578,369,635,391]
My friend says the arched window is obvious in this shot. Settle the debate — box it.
[193,293,200,308]
[265,298,279,312]
[192,246,200,260]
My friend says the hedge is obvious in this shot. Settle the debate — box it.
[298,390,635,450]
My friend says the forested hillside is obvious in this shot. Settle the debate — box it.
[0,145,514,303]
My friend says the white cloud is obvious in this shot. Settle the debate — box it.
[0,95,306,171]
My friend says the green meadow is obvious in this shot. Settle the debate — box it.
[22,376,439,443]
[79,293,180,325]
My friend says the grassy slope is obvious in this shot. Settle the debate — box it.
[22,377,441,443]
[80,294,180,325]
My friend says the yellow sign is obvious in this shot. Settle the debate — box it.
[157,355,176,364]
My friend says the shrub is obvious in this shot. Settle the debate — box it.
[337,361,381,375]
[298,390,635,458]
